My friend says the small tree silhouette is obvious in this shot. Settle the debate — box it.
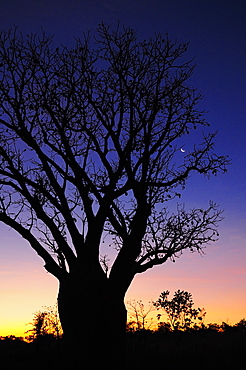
[154,289,206,330]
[26,304,62,341]
[26,311,49,341]
[127,300,155,331]
[234,318,246,332]
[43,304,63,339]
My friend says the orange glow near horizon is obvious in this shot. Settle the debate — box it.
[0,218,246,338]
[0,234,59,338]
[1,240,246,338]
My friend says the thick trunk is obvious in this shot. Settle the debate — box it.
[57,273,127,369]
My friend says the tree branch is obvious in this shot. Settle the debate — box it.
[0,211,65,279]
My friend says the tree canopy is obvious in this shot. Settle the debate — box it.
[154,289,206,330]
[0,24,228,294]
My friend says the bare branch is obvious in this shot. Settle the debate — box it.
[0,210,65,279]
[0,24,229,286]
[136,202,223,273]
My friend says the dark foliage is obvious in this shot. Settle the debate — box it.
[1,328,246,370]
[154,289,206,330]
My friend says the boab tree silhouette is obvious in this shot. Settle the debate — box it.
[0,23,229,368]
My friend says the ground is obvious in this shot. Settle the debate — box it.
[1,330,245,369]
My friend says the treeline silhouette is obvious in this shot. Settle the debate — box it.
[1,295,246,370]
[1,322,246,370]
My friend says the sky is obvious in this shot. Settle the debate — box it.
[0,0,245,337]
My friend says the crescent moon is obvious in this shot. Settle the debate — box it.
[181,148,185,153]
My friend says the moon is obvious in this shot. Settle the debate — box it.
[181,148,185,153]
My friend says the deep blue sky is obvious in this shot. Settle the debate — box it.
[0,0,245,334]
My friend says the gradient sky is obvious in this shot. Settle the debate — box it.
[0,0,245,337]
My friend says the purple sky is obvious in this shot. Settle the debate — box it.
[0,0,245,335]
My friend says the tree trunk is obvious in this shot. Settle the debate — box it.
[57,273,127,369]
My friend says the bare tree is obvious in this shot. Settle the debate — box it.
[0,23,228,368]
[127,300,155,331]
